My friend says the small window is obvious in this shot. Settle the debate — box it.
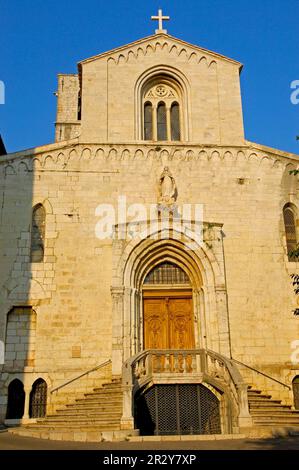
[142,79,183,141]
[157,102,167,141]
[77,91,82,121]
[283,205,297,261]
[171,102,180,141]
[31,204,46,263]
[144,262,190,285]
[144,102,152,140]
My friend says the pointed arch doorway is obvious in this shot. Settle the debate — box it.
[142,262,195,350]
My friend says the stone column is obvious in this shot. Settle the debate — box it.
[123,287,133,363]
[120,385,134,430]
[120,360,134,430]
[152,105,157,141]
[215,286,231,358]
[166,105,171,141]
[111,287,125,377]
[23,386,31,419]
[237,383,253,428]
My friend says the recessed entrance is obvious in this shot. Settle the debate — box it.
[143,292,194,349]
[135,384,221,435]
[143,262,194,350]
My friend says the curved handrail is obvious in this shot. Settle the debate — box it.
[121,349,253,428]
[231,358,291,390]
[50,359,111,394]
[122,348,245,390]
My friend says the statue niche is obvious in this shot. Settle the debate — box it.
[157,167,178,214]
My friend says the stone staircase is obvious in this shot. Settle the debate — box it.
[8,379,138,442]
[247,386,299,436]
[7,381,299,441]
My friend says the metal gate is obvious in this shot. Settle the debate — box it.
[29,379,47,418]
[135,384,221,435]
[293,376,299,410]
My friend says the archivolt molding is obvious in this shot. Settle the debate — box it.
[106,39,219,68]
[112,223,224,290]
[1,145,297,174]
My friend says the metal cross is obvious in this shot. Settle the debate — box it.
[151,9,170,34]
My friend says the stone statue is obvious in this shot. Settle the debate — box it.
[158,167,177,206]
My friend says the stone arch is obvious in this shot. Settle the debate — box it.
[29,378,48,418]
[17,161,29,173]
[135,65,191,141]
[111,223,229,376]
[4,165,16,176]
[7,278,46,301]
[282,202,298,261]
[6,378,25,419]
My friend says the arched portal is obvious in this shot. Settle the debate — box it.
[142,262,194,350]
[6,379,25,419]
[293,376,299,410]
[111,223,230,377]
[29,378,47,418]
[135,383,221,436]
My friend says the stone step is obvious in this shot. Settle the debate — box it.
[248,393,272,400]
[252,415,299,423]
[94,387,122,392]
[8,428,137,442]
[64,400,122,407]
[95,385,122,390]
[63,406,122,413]
[74,394,122,400]
[74,397,122,404]
[249,398,277,404]
[250,409,299,415]
[248,397,282,404]
[19,423,122,431]
[249,403,291,409]
[42,414,122,422]
[31,423,121,430]
[249,407,292,413]
[46,412,122,420]
[55,406,123,414]
[84,389,122,396]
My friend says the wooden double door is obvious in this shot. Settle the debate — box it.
[143,290,195,350]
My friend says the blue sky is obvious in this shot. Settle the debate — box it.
[0,0,298,154]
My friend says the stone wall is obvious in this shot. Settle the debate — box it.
[79,34,244,145]
[0,142,299,419]
[55,74,81,142]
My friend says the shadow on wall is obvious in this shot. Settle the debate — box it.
[0,149,49,426]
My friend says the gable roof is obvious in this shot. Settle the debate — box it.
[78,32,243,70]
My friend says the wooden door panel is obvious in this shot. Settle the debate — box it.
[144,299,168,349]
[168,298,195,349]
[143,294,194,351]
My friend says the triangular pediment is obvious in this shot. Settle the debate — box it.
[78,33,242,69]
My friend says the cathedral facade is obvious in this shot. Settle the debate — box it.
[0,18,299,439]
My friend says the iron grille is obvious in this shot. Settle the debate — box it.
[293,376,299,410]
[135,384,221,435]
[29,379,47,418]
[144,262,190,285]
